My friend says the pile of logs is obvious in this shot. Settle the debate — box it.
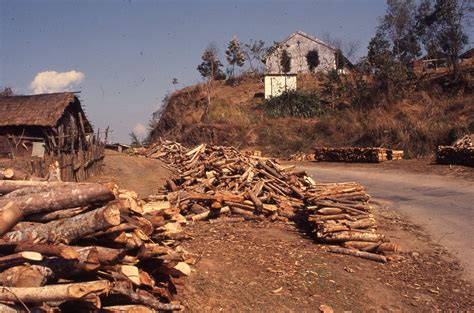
[0,179,192,311]
[305,182,398,262]
[437,134,474,167]
[313,147,404,163]
[145,140,397,262]
[289,152,315,161]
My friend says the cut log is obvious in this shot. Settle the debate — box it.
[100,304,154,313]
[0,264,50,287]
[3,201,123,244]
[0,202,23,236]
[0,251,43,270]
[0,183,114,215]
[327,246,387,262]
[0,180,88,195]
[320,231,385,243]
[342,241,400,252]
[0,280,110,302]
[191,206,230,221]
[3,168,30,180]
[111,281,182,311]
[26,206,91,223]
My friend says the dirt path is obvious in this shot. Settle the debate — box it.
[88,150,170,198]
[296,162,474,282]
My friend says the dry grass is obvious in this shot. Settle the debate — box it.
[150,69,474,158]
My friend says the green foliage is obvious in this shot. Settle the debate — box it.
[335,49,345,70]
[280,50,291,74]
[225,36,245,77]
[197,43,225,81]
[262,90,325,118]
[305,49,320,72]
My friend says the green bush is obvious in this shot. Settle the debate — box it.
[262,90,325,118]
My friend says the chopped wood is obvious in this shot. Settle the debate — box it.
[0,202,23,236]
[327,246,387,262]
[0,280,110,302]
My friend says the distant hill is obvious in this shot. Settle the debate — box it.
[148,67,474,158]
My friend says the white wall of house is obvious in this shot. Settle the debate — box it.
[264,75,297,99]
[265,31,337,74]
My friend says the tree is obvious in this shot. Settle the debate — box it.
[225,36,245,77]
[417,0,470,74]
[321,32,361,63]
[197,43,225,115]
[197,42,225,81]
[367,31,401,99]
[379,0,421,66]
[129,132,142,147]
[0,87,14,96]
[280,50,292,74]
[306,49,320,72]
[335,49,346,70]
[242,39,266,72]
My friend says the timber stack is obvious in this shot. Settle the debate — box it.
[145,140,397,262]
[437,134,474,167]
[0,178,190,311]
[313,147,404,163]
[305,182,398,262]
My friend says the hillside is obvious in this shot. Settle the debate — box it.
[149,68,474,158]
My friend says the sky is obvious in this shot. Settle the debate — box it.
[0,0,400,142]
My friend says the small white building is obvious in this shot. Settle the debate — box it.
[264,74,297,99]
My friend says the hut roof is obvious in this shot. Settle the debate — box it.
[0,92,90,129]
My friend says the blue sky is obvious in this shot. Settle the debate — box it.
[0,0,404,142]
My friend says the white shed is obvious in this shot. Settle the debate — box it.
[264,74,297,99]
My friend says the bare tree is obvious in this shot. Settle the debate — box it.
[242,39,266,73]
[321,32,361,63]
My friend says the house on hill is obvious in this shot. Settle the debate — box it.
[0,92,93,158]
[264,31,351,75]
[263,30,352,98]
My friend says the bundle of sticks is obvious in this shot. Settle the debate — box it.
[0,179,192,312]
[145,140,397,262]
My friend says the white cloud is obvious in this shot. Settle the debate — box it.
[133,123,147,139]
[30,70,85,94]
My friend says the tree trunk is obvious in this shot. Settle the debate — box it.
[0,202,23,235]
[327,246,387,262]
[0,280,110,302]
[25,206,91,223]
[0,180,87,195]
[3,201,122,244]
[0,183,114,215]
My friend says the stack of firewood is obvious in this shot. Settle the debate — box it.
[314,147,404,163]
[145,140,397,262]
[437,134,474,167]
[305,182,398,262]
[0,179,191,312]
[289,152,315,161]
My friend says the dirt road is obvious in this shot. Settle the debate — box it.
[297,162,474,281]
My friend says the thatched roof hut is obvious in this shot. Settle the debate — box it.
[0,92,92,131]
[0,92,93,157]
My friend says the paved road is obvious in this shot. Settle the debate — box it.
[298,163,474,281]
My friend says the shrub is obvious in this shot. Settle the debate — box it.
[262,90,325,118]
